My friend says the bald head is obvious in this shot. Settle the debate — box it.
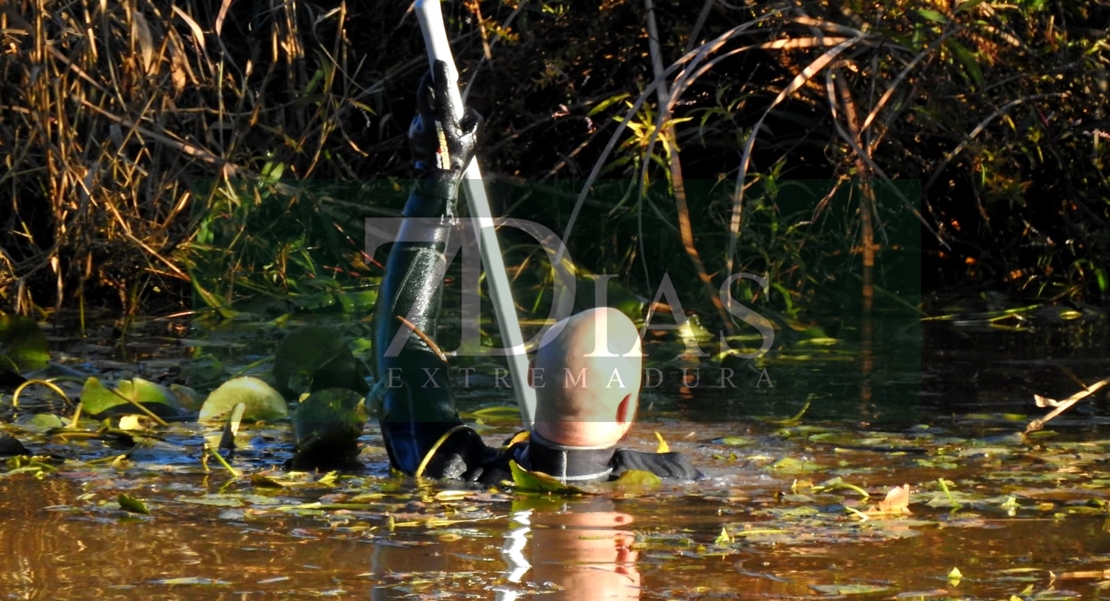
[530,308,643,448]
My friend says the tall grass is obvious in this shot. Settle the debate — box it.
[553,0,1109,308]
[0,0,401,318]
[1,0,1107,321]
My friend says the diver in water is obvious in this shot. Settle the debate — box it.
[374,61,702,484]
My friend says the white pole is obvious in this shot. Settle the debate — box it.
[414,0,537,428]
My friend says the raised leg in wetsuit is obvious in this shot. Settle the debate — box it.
[374,61,485,477]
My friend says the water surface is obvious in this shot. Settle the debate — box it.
[2,311,1109,600]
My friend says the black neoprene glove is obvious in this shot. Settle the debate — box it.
[406,60,481,217]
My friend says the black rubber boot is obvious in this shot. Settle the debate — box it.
[375,60,481,476]
[374,187,465,475]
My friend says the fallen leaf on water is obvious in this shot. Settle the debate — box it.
[118,493,150,515]
[714,526,732,546]
[615,469,662,487]
[434,490,471,502]
[509,460,588,495]
[872,484,912,514]
[249,472,286,488]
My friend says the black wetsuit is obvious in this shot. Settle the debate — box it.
[373,190,704,484]
[373,63,702,484]
[414,426,703,484]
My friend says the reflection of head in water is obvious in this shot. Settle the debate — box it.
[525,497,641,601]
[531,308,643,449]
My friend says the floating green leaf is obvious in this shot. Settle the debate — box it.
[615,469,662,487]
[714,526,732,546]
[80,377,186,419]
[767,456,820,474]
[250,472,286,488]
[0,313,49,373]
[714,436,755,447]
[117,493,150,515]
[272,326,369,398]
[509,460,588,495]
[291,388,367,467]
[198,377,288,423]
[16,413,66,431]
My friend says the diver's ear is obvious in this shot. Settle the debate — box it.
[616,392,637,426]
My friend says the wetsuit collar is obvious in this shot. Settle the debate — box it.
[520,430,616,483]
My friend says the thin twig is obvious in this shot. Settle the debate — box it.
[102,386,171,427]
[396,315,447,363]
[1026,377,1110,433]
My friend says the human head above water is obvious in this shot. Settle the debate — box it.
[529,307,643,449]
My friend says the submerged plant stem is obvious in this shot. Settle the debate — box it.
[204,442,241,478]
[11,379,73,411]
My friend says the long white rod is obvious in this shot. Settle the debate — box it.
[414,0,537,428]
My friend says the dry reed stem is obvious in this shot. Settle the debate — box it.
[0,0,380,314]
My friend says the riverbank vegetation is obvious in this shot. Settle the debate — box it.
[1,0,1107,322]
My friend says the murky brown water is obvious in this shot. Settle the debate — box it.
[3,313,1110,599]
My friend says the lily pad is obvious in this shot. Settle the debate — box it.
[291,388,367,467]
[0,313,49,373]
[80,377,187,419]
[272,326,370,398]
[199,377,288,423]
